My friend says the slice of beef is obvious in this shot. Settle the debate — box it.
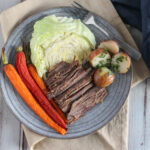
[49,67,92,98]
[48,65,83,98]
[47,61,69,78]
[67,87,107,124]
[55,70,94,104]
[60,83,94,113]
[46,62,79,91]
[45,61,69,87]
[46,61,79,88]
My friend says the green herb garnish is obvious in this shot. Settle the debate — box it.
[99,60,105,65]
[107,58,111,63]
[99,53,106,58]
[96,64,100,69]
[99,60,104,64]
[116,56,124,63]
[112,64,119,72]
[104,47,108,53]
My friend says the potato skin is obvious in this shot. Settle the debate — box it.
[94,68,115,88]
[98,40,119,54]
[111,52,131,73]
[89,48,111,68]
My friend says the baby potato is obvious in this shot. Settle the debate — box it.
[94,67,115,88]
[98,40,119,54]
[89,48,111,69]
[111,52,131,73]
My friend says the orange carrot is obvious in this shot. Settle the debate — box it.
[2,48,67,135]
[28,64,68,123]
[28,64,47,94]
[50,99,68,123]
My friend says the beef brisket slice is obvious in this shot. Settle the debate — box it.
[67,87,107,124]
[60,83,94,113]
[47,61,69,78]
[46,61,79,89]
[55,70,94,104]
[49,67,92,98]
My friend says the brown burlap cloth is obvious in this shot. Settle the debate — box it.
[0,0,149,150]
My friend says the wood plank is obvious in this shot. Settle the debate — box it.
[0,101,20,150]
[128,81,146,150]
[0,89,3,145]
[144,78,150,149]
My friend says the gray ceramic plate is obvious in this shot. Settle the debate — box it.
[0,7,132,139]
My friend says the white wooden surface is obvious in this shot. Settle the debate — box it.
[0,1,150,150]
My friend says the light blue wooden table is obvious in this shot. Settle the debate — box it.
[0,1,150,150]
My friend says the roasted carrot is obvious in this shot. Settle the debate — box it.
[1,48,66,135]
[16,46,67,129]
[28,64,48,95]
[28,64,68,123]
[49,99,68,123]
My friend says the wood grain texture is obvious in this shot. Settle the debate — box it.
[129,81,145,150]
[0,89,3,146]
[143,78,150,149]
[128,78,150,150]
[0,102,20,150]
